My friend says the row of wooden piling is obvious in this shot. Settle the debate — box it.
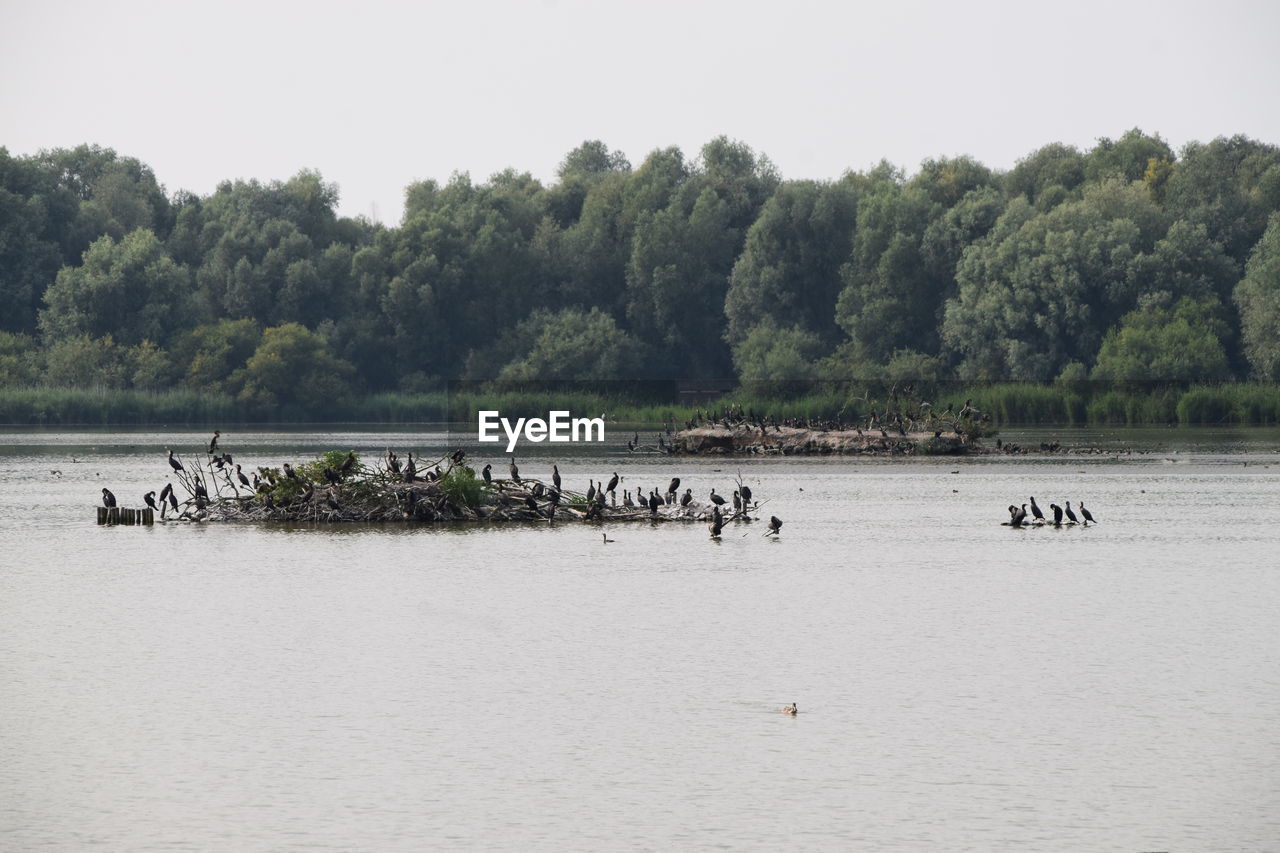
[96,506,155,526]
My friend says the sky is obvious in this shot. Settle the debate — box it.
[3,0,1279,223]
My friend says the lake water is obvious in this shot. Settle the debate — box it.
[2,426,1278,851]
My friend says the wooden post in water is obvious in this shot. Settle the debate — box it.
[96,506,157,525]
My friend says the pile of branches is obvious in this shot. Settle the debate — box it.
[161,446,763,526]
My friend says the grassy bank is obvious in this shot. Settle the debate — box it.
[1,383,1278,427]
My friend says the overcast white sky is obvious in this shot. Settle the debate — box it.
[3,0,1278,222]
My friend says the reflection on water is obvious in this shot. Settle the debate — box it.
[1,427,1278,851]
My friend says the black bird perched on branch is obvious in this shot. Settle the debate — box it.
[283,463,298,481]
[101,488,117,508]
[766,516,782,537]
[451,448,466,465]
[144,491,157,510]
[166,488,178,513]
[403,452,417,483]
[709,489,726,506]
[1029,497,1045,522]
[509,460,521,483]
[1064,501,1079,524]
[1050,503,1063,526]
[340,452,357,475]
[208,430,220,454]
[586,481,596,502]
[482,464,492,485]
[235,464,250,488]
[740,485,752,506]
[667,477,680,496]
[552,465,561,491]
[606,472,619,494]
[167,449,183,473]
[1080,502,1096,525]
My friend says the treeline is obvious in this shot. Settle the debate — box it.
[2,130,1280,419]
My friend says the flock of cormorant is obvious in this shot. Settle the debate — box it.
[679,393,991,439]
[101,431,782,538]
[1006,496,1097,527]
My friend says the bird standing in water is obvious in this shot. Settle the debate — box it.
[765,516,782,537]
[709,506,724,538]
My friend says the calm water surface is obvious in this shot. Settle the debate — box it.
[2,426,1278,851]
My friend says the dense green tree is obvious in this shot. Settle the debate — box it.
[0,149,81,333]
[40,229,193,345]
[1005,142,1087,208]
[497,307,639,381]
[1091,296,1231,381]
[1164,135,1280,265]
[1085,128,1174,184]
[1234,214,1280,380]
[237,323,356,411]
[171,319,263,394]
[731,321,825,382]
[2,132,1277,397]
[836,158,1000,364]
[0,331,41,385]
[725,179,858,346]
[942,181,1171,379]
[43,334,131,388]
[33,144,173,242]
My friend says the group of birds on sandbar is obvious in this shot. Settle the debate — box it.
[1007,497,1096,527]
[484,460,782,538]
